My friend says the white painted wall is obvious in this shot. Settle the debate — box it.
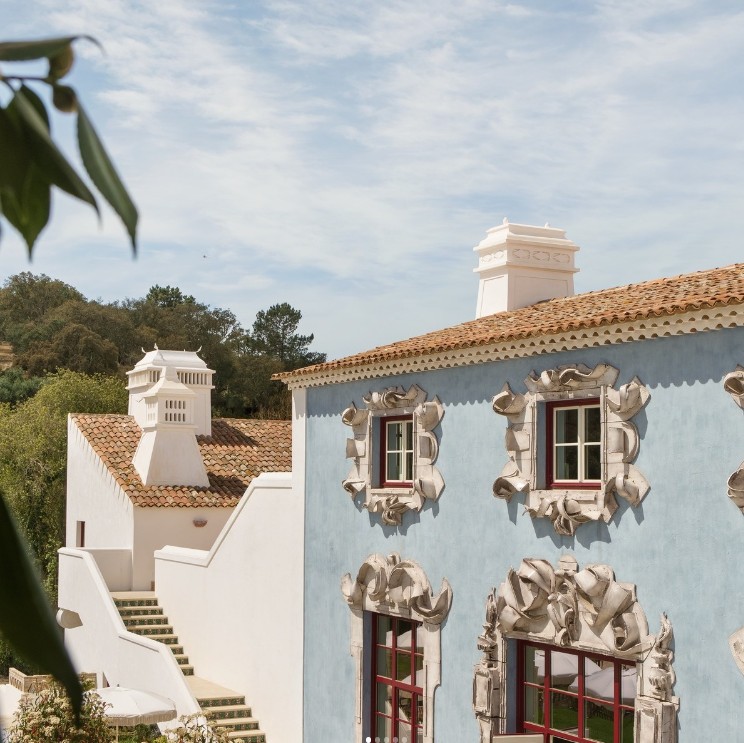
[154,472,303,743]
[58,548,200,718]
[133,506,231,591]
[66,418,134,551]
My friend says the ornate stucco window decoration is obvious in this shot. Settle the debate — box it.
[341,553,453,743]
[472,556,678,743]
[492,363,651,536]
[342,384,444,525]
[724,366,744,511]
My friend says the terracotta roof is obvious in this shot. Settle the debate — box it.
[71,414,291,508]
[278,262,744,383]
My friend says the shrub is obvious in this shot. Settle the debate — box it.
[7,684,114,742]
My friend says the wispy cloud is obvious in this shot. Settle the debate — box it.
[1,0,743,358]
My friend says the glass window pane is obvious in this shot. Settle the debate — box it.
[551,650,578,689]
[376,647,392,678]
[398,689,413,723]
[387,421,402,450]
[387,452,402,480]
[414,626,423,655]
[585,406,601,441]
[396,651,413,683]
[585,444,601,480]
[416,726,423,743]
[396,619,413,649]
[621,706,635,743]
[376,615,393,646]
[405,451,414,480]
[376,682,392,715]
[524,646,544,684]
[414,653,424,687]
[584,700,614,743]
[550,691,579,732]
[621,664,638,705]
[555,445,578,480]
[405,420,414,447]
[398,721,412,743]
[374,712,391,739]
[416,695,423,728]
[524,685,544,724]
[556,408,578,443]
[584,660,613,702]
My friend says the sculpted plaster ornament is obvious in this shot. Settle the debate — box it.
[724,366,744,511]
[473,556,678,743]
[340,552,452,624]
[341,384,444,525]
[492,363,651,535]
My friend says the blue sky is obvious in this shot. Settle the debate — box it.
[2,0,744,360]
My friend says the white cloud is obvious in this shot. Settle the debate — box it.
[1,0,743,359]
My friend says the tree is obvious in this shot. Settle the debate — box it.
[0,37,137,254]
[0,371,127,684]
[247,302,326,369]
[145,285,196,308]
[0,367,42,406]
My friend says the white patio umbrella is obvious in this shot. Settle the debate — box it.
[88,687,177,742]
[532,651,602,686]
[569,664,637,704]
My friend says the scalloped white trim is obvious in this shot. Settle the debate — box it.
[284,304,744,389]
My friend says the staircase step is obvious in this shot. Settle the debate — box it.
[117,606,163,617]
[197,695,246,709]
[210,716,260,731]
[202,703,253,720]
[226,732,266,742]
[123,615,169,627]
[130,626,176,638]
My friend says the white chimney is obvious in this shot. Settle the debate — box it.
[127,348,214,436]
[131,365,210,487]
[474,219,579,318]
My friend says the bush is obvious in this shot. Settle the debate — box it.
[7,684,114,742]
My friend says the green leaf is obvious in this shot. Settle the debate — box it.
[77,102,138,252]
[0,162,51,255]
[0,491,82,720]
[0,36,97,62]
[10,86,99,213]
[0,106,30,192]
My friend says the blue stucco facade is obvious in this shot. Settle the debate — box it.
[302,326,744,742]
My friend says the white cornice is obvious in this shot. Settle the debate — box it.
[284,303,744,389]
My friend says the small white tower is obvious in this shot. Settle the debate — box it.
[474,219,579,318]
[127,349,214,436]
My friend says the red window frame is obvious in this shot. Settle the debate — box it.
[370,613,424,743]
[516,640,635,743]
[545,399,601,490]
[379,414,414,488]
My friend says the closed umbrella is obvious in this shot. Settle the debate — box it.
[88,687,177,742]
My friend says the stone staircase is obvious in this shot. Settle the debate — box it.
[113,592,266,742]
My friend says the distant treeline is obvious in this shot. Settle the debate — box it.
[0,272,326,418]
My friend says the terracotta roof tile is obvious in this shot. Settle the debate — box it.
[71,414,291,508]
[278,262,744,381]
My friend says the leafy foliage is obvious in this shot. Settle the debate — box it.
[7,683,114,742]
[0,371,127,679]
[0,36,137,254]
[0,275,326,419]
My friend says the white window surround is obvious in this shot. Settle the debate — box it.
[342,384,445,526]
[472,555,678,743]
[724,365,744,511]
[492,363,651,536]
[341,553,452,743]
